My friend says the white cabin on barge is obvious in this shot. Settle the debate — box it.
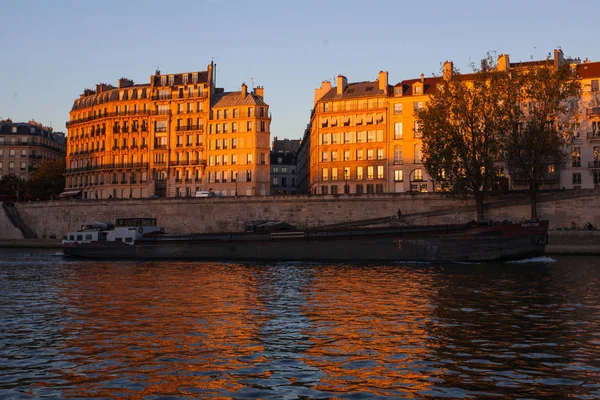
[63,218,164,245]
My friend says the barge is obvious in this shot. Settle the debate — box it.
[62,216,549,262]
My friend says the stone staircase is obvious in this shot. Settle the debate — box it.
[2,203,37,238]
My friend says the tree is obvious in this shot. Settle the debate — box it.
[505,61,581,220]
[417,58,520,221]
[26,159,66,201]
[0,174,22,201]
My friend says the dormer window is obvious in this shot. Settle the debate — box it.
[192,73,198,84]
[183,74,189,84]
[168,75,175,86]
[160,76,167,86]
[414,86,422,95]
[394,87,402,96]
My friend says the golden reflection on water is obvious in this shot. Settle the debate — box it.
[300,265,437,396]
[27,259,600,399]
[53,262,268,398]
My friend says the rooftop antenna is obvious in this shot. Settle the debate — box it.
[248,77,255,90]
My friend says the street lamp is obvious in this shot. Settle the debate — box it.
[129,172,133,199]
[235,172,238,197]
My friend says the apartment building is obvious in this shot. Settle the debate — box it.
[300,72,391,195]
[65,62,271,199]
[0,119,66,181]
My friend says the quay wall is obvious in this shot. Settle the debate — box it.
[3,191,599,239]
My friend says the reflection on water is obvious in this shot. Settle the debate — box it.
[0,250,599,399]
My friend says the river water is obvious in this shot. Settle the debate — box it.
[0,250,599,399]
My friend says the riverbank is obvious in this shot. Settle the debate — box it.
[0,231,598,255]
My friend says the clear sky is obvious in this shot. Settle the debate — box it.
[1,0,598,140]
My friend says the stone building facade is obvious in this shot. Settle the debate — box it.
[0,119,66,181]
[297,49,600,194]
[65,62,271,199]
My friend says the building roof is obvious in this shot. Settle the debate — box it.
[319,81,390,101]
[393,77,442,97]
[578,61,600,79]
[151,71,209,86]
[211,91,267,108]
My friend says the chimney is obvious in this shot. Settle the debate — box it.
[336,75,347,95]
[241,82,248,98]
[420,73,425,83]
[443,61,453,81]
[118,78,134,88]
[554,48,565,68]
[314,80,332,106]
[497,54,510,71]
[254,86,264,99]
[378,71,388,92]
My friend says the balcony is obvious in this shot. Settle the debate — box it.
[169,160,190,166]
[587,132,600,140]
[154,144,168,149]
[586,107,600,116]
[152,95,172,101]
[589,161,600,169]
[176,125,202,132]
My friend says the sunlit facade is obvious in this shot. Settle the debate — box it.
[298,49,599,194]
[302,72,391,195]
[65,62,271,199]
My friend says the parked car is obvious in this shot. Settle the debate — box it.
[195,191,215,198]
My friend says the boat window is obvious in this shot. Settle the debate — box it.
[69,235,75,240]
[124,237,133,243]
[77,234,83,241]
[85,234,93,240]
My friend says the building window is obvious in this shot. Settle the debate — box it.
[367,149,374,160]
[413,101,423,111]
[322,168,329,181]
[394,145,403,164]
[331,151,338,161]
[322,152,329,162]
[394,87,402,96]
[572,147,581,167]
[394,170,403,181]
[247,154,253,164]
[232,122,237,133]
[344,132,352,144]
[331,168,338,180]
[414,121,422,138]
[413,169,423,181]
[344,150,351,161]
[247,121,252,131]
[377,149,384,160]
[592,80,599,92]
[573,172,582,185]
[414,145,422,163]
[356,149,363,160]
[160,76,167,86]
[394,104,403,114]
[393,122,403,140]
[260,121,266,132]
[367,166,374,180]
[377,165,384,179]
[357,166,363,180]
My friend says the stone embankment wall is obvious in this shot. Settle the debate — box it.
[0,205,25,239]
[3,191,600,239]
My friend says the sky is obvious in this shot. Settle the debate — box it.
[1,0,599,140]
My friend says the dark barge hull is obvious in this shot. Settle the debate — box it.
[63,221,549,263]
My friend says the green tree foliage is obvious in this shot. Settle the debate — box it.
[416,58,520,221]
[0,174,22,201]
[506,62,581,220]
[26,159,65,201]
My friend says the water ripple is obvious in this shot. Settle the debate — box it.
[0,251,599,398]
